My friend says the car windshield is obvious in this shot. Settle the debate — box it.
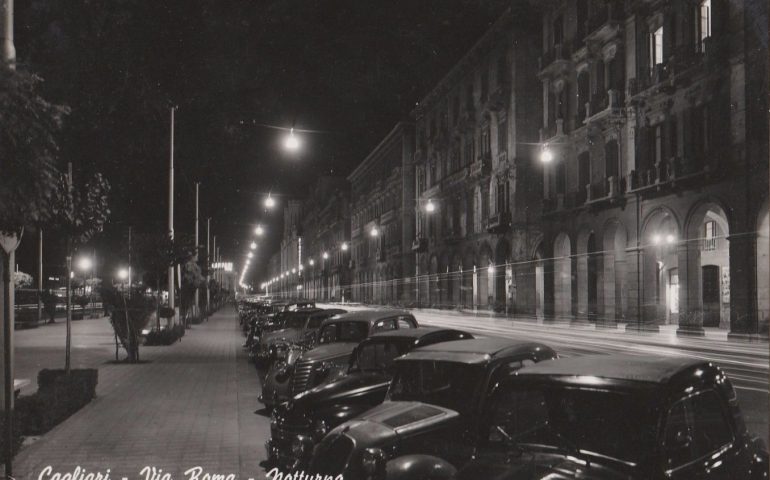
[352,340,409,372]
[284,313,308,330]
[318,321,369,344]
[388,360,485,415]
[485,384,657,465]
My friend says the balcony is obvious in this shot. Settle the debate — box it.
[442,166,469,188]
[486,210,511,234]
[469,156,491,179]
[627,157,684,191]
[584,3,623,44]
[411,237,428,253]
[540,118,566,142]
[538,43,571,77]
[584,89,624,124]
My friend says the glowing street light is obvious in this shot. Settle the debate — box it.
[264,196,275,209]
[322,252,329,260]
[652,234,662,245]
[488,264,495,274]
[77,257,93,271]
[284,128,300,151]
[299,264,304,271]
[255,224,265,236]
[370,226,379,237]
[250,241,257,250]
[539,144,554,163]
[291,268,296,274]
[117,268,128,280]
[247,252,254,259]
[309,258,315,266]
[666,234,676,244]
[425,199,436,213]
[341,242,349,251]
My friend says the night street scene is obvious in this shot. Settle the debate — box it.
[0,0,769,479]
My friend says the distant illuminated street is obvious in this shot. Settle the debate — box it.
[320,303,769,444]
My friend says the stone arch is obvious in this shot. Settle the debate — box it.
[493,238,511,307]
[553,232,572,318]
[601,218,629,325]
[756,198,769,331]
[640,208,681,326]
[477,242,493,309]
[681,199,732,330]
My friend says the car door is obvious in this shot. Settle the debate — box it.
[663,389,742,479]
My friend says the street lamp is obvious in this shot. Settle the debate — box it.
[77,257,92,272]
[117,268,128,280]
[425,199,436,213]
[264,196,275,209]
[255,224,265,236]
[539,144,554,163]
[284,128,300,151]
[250,241,257,250]
[341,242,349,251]
[322,252,329,259]
[309,258,315,266]
[370,226,379,237]
[247,252,254,259]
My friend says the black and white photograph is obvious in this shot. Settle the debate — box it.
[0,0,768,479]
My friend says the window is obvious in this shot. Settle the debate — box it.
[355,342,403,372]
[397,316,416,328]
[556,161,566,195]
[605,140,619,179]
[650,26,664,70]
[497,116,508,156]
[654,123,663,164]
[553,15,564,46]
[577,71,590,119]
[481,126,491,157]
[497,177,509,213]
[663,390,733,470]
[578,151,591,191]
[704,221,717,251]
[373,318,397,332]
[464,134,475,166]
[697,0,712,52]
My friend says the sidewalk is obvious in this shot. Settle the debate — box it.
[13,307,269,480]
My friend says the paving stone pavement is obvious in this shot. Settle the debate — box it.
[13,307,270,480]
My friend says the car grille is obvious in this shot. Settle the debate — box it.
[291,359,314,395]
[311,433,354,475]
[275,415,311,441]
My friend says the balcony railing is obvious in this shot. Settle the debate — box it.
[539,43,571,72]
[411,237,428,252]
[486,210,511,234]
[469,157,491,178]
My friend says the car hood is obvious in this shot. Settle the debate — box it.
[260,328,302,345]
[301,342,358,362]
[292,371,389,409]
[456,451,635,480]
[328,401,459,446]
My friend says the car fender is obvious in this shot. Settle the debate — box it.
[385,455,457,480]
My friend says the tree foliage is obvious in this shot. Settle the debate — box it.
[48,171,111,248]
[0,66,68,235]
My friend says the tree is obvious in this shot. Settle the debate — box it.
[48,170,110,373]
[40,291,59,324]
[100,286,155,363]
[134,232,195,329]
[11,272,33,289]
[180,258,204,324]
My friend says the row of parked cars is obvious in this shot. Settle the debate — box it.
[237,298,768,479]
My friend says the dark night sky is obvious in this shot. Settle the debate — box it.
[12,0,512,284]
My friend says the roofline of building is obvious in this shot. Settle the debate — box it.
[411,8,514,118]
[347,121,414,182]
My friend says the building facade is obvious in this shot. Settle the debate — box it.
[411,6,544,313]
[348,122,415,305]
[300,177,351,301]
[536,0,768,335]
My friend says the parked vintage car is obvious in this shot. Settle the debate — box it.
[254,307,345,366]
[307,338,557,478]
[259,308,348,407]
[279,310,419,402]
[267,326,474,467]
[408,354,767,480]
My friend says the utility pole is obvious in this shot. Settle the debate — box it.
[0,3,16,474]
[127,226,132,299]
[168,106,176,326]
[194,182,200,321]
[212,236,216,310]
[37,228,42,324]
[206,218,210,318]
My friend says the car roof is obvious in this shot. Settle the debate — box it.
[515,354,711,384]
[397,337,553,365]
[319,309,414,326]
[368,326,466,340]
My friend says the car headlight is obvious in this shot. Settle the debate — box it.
[312,420,328,441]
[361,447,386,479]
[291,435,314,459]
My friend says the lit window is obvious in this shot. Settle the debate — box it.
[698,0,712,51]
[704,220,717,251]
[650,26,663,70]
